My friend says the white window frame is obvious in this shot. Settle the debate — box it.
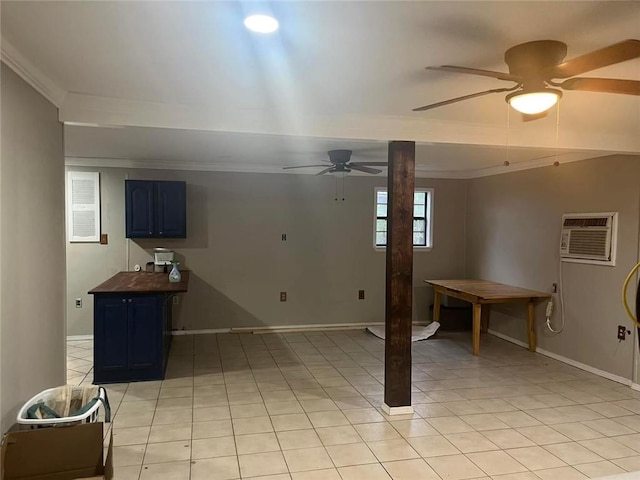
[67,171,101,243]
[373,187,433,251]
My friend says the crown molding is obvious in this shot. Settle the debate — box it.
[65,156,295,175]
[65,155,614,179]
[65,155,469,178]
[1,37,67,107]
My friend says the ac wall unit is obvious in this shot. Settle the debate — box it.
[559,212,618,266]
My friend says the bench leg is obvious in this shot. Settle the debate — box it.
[481,304,490,333]
[433,290,442,323]
[527,301,536,352]
[472,303,481,356]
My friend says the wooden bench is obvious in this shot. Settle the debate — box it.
[425,279,550,355]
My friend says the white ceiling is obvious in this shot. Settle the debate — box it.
[2,1,639,177]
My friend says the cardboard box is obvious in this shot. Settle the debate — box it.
[1,422,112,480]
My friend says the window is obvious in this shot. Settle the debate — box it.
[374,187,433,249]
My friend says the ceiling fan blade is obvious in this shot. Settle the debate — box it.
[544,39,640,79]
[349,165,382,175]
[282,164,328,170]
[315,167,334,176]
[350,162,388,166]
[413,86,520,112]
[426,65,522,83]
[558,77,640,95]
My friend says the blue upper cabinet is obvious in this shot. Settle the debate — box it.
[156,181,187,237]
[125,181,154,237]
[126,180,186,238]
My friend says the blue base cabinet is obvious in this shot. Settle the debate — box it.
[94,294,172,384]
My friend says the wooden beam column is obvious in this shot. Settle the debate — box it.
[384,140,415,414]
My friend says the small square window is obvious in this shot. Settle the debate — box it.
[374,187,433,249]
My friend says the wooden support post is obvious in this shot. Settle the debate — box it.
[384,140,415,414]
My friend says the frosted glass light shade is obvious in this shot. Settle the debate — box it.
[244,15,279,33]
[507,90,561,115]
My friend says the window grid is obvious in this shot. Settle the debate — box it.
[375,189,431,248]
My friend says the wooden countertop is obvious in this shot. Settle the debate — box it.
[88,271,189,294]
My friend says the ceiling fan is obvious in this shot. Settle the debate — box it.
[282,149,387,175]
[414,39,640,117]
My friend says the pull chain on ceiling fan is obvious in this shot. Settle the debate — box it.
[414,39,640,119]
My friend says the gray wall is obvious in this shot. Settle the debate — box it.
[66,167,467,336]
[66,155,640,384]
[1,64,66,433]
[466,155,640,381]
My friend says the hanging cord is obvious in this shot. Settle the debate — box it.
[504,106,511,166]
[546,103,565,334]
[546,258,566,333]
[553,101,561,166]
[622,262,640,328]
[334,173,345,201]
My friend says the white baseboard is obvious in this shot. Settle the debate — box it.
[172,322,429,336]
[488,329,632,387]
[233,322,386,334]
[172,328,230,335]
[72,322,429,338]
[488,329,529,349]
[67,335,93,341]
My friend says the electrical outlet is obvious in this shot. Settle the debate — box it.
[618,325,627,340]
[358,290,365,300]
[173,296,179,305]
[280,292,287,302]
[282,234,287,241]
[75,298,82,308]
[552,283,558,293]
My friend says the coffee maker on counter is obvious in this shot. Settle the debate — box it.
[146,248,174,273]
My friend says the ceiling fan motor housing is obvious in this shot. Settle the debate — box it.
[504,40,568,78]
[327,149,353,165]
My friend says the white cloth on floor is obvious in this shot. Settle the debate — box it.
[366,322,440,341]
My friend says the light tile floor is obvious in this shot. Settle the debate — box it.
[66,330,640,480]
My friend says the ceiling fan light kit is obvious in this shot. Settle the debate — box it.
[330,169,349,178]
[506,88,562,115]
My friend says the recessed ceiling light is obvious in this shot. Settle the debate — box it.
[244,14,279,34]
